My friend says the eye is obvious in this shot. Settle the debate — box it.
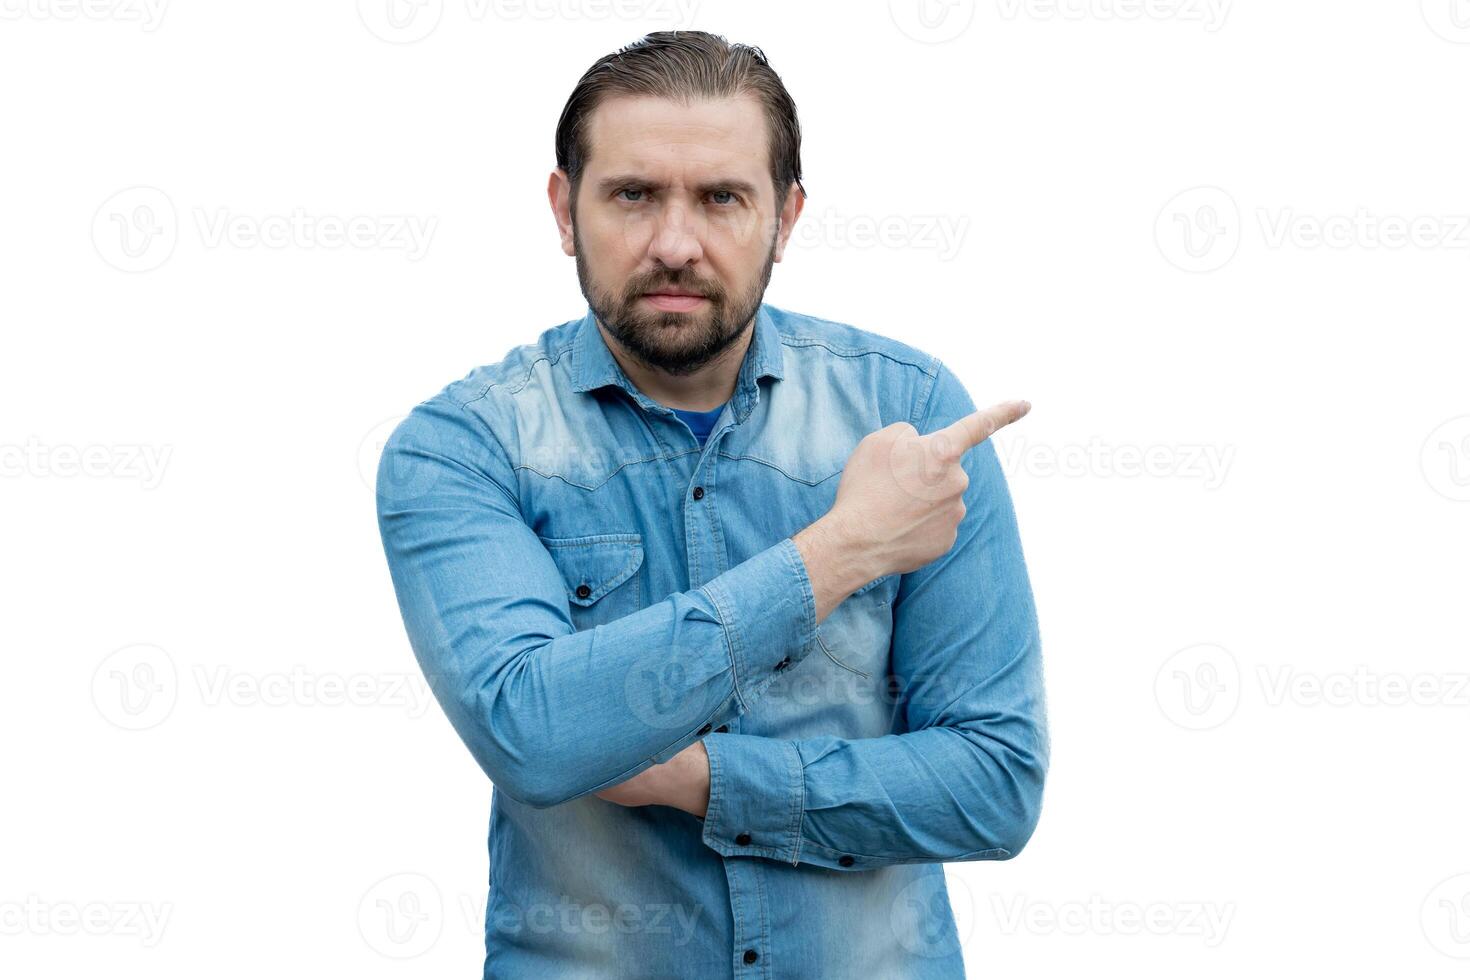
[709,190,738,206]
[616,187,647,203]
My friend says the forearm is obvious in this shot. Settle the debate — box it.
[699,702,1047,871]
[387,530,816,808]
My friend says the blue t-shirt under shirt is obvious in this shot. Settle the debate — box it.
[671,402,728,446]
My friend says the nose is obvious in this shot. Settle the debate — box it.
[646,198,705,269]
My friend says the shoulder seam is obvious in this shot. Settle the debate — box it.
[910,357,944,427]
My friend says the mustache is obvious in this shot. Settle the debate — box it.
[630,280,720,298]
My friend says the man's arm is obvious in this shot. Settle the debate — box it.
[695,362,1050,870]
[375,388,871,809]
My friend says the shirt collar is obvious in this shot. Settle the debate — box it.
[571,302,785,420]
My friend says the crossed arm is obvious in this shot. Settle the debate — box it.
[375,365,1048,872]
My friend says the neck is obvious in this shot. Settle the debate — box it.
[599,319,752,413]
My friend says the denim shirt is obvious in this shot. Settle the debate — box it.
[375,302,1049,979]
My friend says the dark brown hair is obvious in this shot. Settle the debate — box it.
[555,30,806,214]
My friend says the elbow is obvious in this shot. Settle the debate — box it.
[995,749,1048,859]
[455,688,584,810]
[466,741,579,810]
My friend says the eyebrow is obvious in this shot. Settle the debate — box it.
[595,174,761,198]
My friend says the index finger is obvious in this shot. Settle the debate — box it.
[925,399,1031,461]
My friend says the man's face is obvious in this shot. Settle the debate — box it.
[561,94,793,377]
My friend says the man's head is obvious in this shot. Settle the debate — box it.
[549,31,806,377]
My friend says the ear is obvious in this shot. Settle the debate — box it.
[772,182,804,263]
[548,168,576,256]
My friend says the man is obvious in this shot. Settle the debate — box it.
[376,30,1048,979]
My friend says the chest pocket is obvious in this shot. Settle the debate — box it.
[538,532,644,632]
[816,573,897,678]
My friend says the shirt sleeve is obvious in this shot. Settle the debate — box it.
[698,360,1050,870]
[375,389,819,809]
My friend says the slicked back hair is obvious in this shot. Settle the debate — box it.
[555,30,806,217]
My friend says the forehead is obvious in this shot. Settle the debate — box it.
[582,93,769,187]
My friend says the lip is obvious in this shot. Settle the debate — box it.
[642,292,708,312]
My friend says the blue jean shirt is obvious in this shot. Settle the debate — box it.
[375,302,1050,978]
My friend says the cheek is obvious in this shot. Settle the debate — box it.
[586,207,656,258]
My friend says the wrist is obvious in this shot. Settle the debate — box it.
[669,740,710,818]
[794,514,885,621]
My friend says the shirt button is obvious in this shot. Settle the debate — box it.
[692,486,705,500]
[839,854,855,867]
[696,723,712,736]
[715,724,729,733]
[735,832,752,845]
[574,583,591,599]
[743,949,759,964]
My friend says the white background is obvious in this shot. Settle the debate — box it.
[3,1,1469,976]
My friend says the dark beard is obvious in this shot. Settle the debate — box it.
[573,220,778,377]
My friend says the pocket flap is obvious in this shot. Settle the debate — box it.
[540,533,645,606]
